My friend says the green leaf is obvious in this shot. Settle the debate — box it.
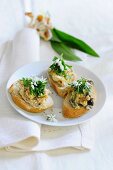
[49,56,73,76]
[50,41,82,61]
[53,28,99,57]
[51,29,61,42]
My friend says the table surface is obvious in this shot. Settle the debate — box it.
[0,0,113,170]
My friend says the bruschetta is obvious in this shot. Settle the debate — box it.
[48,56,77,97]
[9,76,53,113]
[63,78,96,118]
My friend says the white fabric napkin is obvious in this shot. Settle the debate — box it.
[0,27,95,152]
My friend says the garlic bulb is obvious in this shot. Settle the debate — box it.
[25,13,53,41]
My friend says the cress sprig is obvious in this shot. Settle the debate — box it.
[22,77,47,97]
[49,56,72,77]
[71,78,92,94]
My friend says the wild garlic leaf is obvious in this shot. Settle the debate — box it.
[51,41,82,61]
[53,28,99,57]
[51,29,61,42]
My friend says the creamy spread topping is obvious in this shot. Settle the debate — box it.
[22,76,47,97]
[48,56,76,87]
[69,78,94,109]
[16,77,50,108]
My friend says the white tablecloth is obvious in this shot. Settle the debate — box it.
[0,0,113,169]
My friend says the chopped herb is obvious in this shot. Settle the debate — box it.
[22,77,47,97]
[71,78,92,94]
[49,55,72,77]
[23,78,32,87]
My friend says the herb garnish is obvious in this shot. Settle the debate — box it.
[71,78,92,94]
[22,77,47,97]
[49,56,72,77]
[46,113,57,122]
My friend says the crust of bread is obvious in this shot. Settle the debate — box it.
[9,84,53,113]
[48,76,69,98]
[63,88,96,118]
[63,94,88,118]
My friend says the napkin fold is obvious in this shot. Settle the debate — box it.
[0,27,95,152]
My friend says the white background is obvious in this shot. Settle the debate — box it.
[0,0,113,169]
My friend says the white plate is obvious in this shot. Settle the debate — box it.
[6,61,106,126]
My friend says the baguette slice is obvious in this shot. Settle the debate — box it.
[9,83,53,113]
[48,72,77,98]
[48,75,69,98]
[48,56,77,98]
[63,93,88,118]
[63,88,96,118]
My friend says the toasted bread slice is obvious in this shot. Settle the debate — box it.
[48,56,77,98]
[63,88,96,118]
[9,83,53,113]
[63,93,88,118]
[48,75,70,98]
